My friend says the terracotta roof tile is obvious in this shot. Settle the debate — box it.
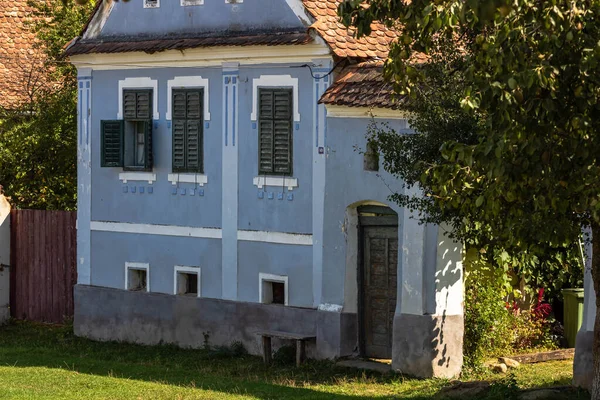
[0,0,47,109]
[302,0,399,60]
[319,61,407,109]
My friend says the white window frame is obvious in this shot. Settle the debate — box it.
[167,173,208,186]
[251,75,300,122]
[259,273,288,305]
[125,262,150,292]
[118,77,159,120]
[253,176,298,191]
[173,265,202,297]
[144,0,160,9]
[119,172,157,184]
[166,76,211,121]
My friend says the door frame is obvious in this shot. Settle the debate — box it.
[357,207,398,358]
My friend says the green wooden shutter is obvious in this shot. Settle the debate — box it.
[123,91,137,119]
[101,120,124,167]
[144,120,154,170]
[171,89,203,173]
[258,88,292,175]
[136,91,152,119]
[172,120,186,172]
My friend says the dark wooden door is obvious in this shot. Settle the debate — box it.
[361,226,398,359]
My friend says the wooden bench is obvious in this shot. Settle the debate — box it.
[256,330,316,367]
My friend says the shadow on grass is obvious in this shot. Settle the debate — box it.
[0,321,441,400]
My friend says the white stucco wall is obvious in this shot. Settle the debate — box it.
[434,226,464,316]
[0,195,10,324]
[582,237,595,332]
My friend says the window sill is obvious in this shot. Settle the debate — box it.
[253,176,298,191]
[168,173,208,186]
[119,172,157,184]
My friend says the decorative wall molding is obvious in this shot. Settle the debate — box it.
[91,221,223,239]
[251,75,300,122]
[119,172,157,184]
[166,76,210,121]
[318,303,343,312]
[90,221,312,246]
[253,176,298,191]
[238,230,313,246]
[167,173,208,186]
[173,265,202,297]
[117,77,159,120]
[182,0,204,5]
[325,105,410,120]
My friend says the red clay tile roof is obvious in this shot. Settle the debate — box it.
[320,61,406,109]
[302,0,399,59]
[65,31,314,56]
[0,0,46,110]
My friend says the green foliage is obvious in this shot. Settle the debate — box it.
[464,266,559,370]
[0,1,95,210]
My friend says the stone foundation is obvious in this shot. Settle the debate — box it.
[574,329,593,389]
[74,285,357,359]
[392,313,464,378]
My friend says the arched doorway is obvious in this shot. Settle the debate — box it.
[357,205,399,359]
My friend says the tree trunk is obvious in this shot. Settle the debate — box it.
[590,223,600,400]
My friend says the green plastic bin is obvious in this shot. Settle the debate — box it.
[562,288,585,348]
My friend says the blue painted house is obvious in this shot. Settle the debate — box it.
[67,0,464,378]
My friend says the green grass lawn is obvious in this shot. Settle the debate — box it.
[0,321,590,399]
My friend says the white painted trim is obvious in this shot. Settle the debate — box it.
[173,265,202,297]
[253,176,298,191]
[119,172,157,184]
[90,221,313,246]
[251,75,300,122]
[238,230,312,246]
[168,173,208,186]
[91,221,223,239]
[118,77,159,120]
[82,0,115,40]
[318,303,343,312]
[69,44,333,71]
[125,262,150,292]
[181,0,204,5]
[325,105,410,120]
[259,273,289,305]
[166,76,210,121]
[285,0,315,25]
[144,0,160,8]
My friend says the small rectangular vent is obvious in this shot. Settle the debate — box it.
[144,0,160,9]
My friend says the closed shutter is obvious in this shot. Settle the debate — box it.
[101,120,124,167]
[123,90,152,120]
[258,88,292,175]
[172,89,203,173]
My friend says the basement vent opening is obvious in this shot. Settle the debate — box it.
[128,269,147,292]
[263,281,285,305]
[177,272,199,296]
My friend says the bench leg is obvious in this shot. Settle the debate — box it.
[296,339,305,367]
[262,336,272,365]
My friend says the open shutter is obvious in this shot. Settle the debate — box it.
[258,88,292,175]
[144,120,154,170]
[101,120,124,167]
[186,120,202,172]
[172,120,186,172]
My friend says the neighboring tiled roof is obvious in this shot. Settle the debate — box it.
[302,0,399,59]
[64,31,314,56]
[320,61,406,109]
[0,1,46,109]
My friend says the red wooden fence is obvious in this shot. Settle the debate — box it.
[9,209,77,323]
